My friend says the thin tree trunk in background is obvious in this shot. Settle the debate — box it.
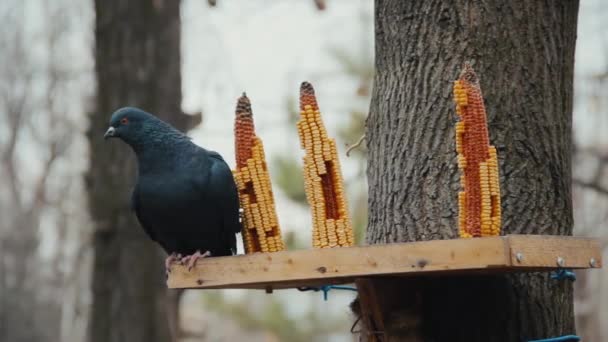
[0,215,46,342]
[363,1,578,341]
[87,1,200,341]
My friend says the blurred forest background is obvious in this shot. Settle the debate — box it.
[0,0,605,341]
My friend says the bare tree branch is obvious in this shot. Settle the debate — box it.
[345,134,365,157]
[573,144,608,197]
[314,0,326,11]
[573,179,608,196]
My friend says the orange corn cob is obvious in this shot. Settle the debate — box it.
[297,82,354,248]
[453,64,502,238]
[233,93,284,253]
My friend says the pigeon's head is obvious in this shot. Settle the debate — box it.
[104,107,160,145]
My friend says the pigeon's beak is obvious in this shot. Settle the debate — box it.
[104,126,116,140]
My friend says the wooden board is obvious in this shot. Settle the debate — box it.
[167,235,602,290]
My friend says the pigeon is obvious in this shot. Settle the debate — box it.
[104,107,241,272]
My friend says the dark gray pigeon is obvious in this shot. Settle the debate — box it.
[104,107,241,271]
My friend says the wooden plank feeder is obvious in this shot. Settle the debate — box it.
[168,235,602,290]
[167,73,603,291]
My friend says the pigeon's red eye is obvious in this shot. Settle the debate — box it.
[120,117,129,125]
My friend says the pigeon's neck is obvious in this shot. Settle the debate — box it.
[131,128,193,174]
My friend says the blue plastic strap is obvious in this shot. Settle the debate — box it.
[297,285,357,300]
[528,335,580,342]
[550,269,576,281]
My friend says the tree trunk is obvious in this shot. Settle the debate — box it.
[86,1,200,341]
[363,1,579,341]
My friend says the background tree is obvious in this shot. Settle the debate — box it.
[86,1,200,341]
[363,1,579,341]
[571,4,608,335]
[0,1,91,341]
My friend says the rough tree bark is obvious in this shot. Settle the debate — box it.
[86,1,200,341]
[363,1,579,341]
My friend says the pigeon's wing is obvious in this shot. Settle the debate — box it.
[131,186,157,242]
[206,151,242,253]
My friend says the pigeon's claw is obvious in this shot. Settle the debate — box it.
[181,250,211,271]
[164,253,182,275]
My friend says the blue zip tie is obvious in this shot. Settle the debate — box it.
[528,335,580,342]
[550,269,576,281]
[297,285,357,301]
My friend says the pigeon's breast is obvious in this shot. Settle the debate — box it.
[135,172,228,255]
[136,174,206,223]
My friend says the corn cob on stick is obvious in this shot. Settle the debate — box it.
[233,93,284,253]
[297,82,354,248]
[453,64,502,238]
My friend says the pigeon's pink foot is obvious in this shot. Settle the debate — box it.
[181,250,211,271]
[165,253,182,275]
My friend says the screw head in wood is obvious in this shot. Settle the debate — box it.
[590,258,597,268]
[515,252,523,263]
[557,257,565,267]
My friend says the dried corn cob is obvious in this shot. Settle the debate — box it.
[233,93,284,253]
[297,82,354,248]
[453,64,502,238]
